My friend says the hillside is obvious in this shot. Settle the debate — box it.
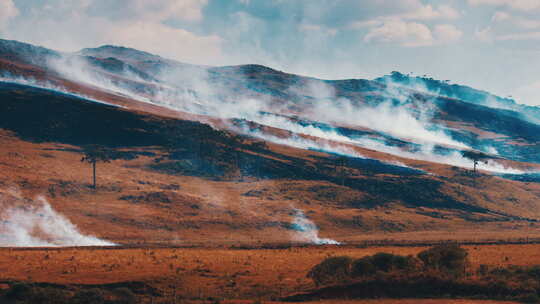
[1,39,540,246]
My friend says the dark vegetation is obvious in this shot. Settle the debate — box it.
[0,82,512,214]
[376,71,516,109]
[436,97,540,143]
[0,282,143,304]
[293,245,540,303]
[461,151,492,173]
[81,145,113,189]
[373,71,540,164]
[499,173,540,183]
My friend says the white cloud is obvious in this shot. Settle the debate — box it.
[364,20,462,47]
[349,2,460,31]
[352,2,462,47]
[364,20,433,47]
[513,18,540,29]
[433,24,463,43]
[401,4,461,20]
[349,20,380,29]
[469,0,540,11]
[514,80,540,106]
[299,24,338,36]
[475,26,494,42]
[0,0,18,31]
[492,11,510,22]
[128,0,208,22]
[478,12,540,42]
[497,31,540,41]
[2,0,222,65]
[105,21,223,64]
[476,11,540,43]
[492,12,540,29]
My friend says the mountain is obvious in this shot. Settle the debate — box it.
[79,45,165,63]
[1,39,540,246]
[375,71,540,124]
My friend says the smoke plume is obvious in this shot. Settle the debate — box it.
[0,190,114,247]
[0,49,531,174]
[290,208,339,245]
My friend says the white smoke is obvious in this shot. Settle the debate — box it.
[1,49,529,174]
[297,80,468,149]
[234,111,523,174]
[350,136,524,174]
[290,208,339,245]
[240,126,364,158]
[47,54,155,103]
[0,193,115,247]
[0,74,123,108]
[316,99,466,148]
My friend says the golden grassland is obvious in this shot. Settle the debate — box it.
[1,243,539,302]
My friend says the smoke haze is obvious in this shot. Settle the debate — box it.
[290,208,339,245]
[0,189,114,247]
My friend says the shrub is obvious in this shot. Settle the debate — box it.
[371,253,396,272]
[527,266,540,280]
[518,292,540,303]
[477,264,489,276]
[113,287,137,304]
[71,288,105,304]
[31,287,70,304]
[418,244,468,276]
[2,284,71,304]
[351,256,377,278]
[5,283,33,301]
[307,256,353,286]
[351,253,419,278]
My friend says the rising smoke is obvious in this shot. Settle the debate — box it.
[0,189,114,247]
[0,48,532,174]
[290,208,339,245]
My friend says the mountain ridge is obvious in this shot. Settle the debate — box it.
[2,39,540,246]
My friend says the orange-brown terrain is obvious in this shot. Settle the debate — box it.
[2,39,540,303]
[2,244,540,303]
[2,87,540,246]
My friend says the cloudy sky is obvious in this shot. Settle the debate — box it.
[1,0,540,105]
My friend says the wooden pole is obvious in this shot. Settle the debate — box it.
[92,161,96,189]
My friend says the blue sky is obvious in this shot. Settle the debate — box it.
[1,0,540,105]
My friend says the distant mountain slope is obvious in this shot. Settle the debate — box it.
[79,45,165,63]
[2,82,540,246]
[0,39,60,66]
[1,39,539,167]
[2,40,540,245]
[375,71,540,123]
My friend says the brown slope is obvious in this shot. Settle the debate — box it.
[1,83,540,246]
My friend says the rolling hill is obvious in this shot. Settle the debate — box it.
[1,39,540,246]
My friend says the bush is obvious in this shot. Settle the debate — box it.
[5,283,33,301]
[351,256,377,278]
[371,253,396,272]
[2,284,71,304]
[518,292,540,303]
[351,253,419,278]
[71,288,105,304]
[527,266,540,280]
[113,287,137,304]
[418,244,468,276]
[31,287,70,304]
[307,256,353,286]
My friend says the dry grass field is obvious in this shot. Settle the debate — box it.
[1,66,540,303]
[1,244,539,303]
